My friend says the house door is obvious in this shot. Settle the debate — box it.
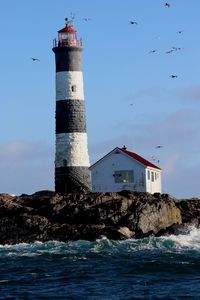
[147,170,152,193]
[147,180,152,193]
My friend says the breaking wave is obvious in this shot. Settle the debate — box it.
[1,227,200,298]
[0,226,200,256]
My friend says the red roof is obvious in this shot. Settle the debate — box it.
[120,148,161,170]
[58,25,76,33]
[90,147,161,170]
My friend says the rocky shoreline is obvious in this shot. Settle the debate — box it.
[0,190,199,245]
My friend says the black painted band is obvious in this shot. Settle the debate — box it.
[52,46,82,72]
[55,166,91,193]
[56,100,87,133]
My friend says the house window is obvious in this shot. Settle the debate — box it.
[151,172,154,182]
[140,172,145,187]
[147,170,150,180]
[71,85,77,92]
[155,173,157,180]
[114,170,134,183]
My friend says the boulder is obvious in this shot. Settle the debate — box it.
[0,191,198,244]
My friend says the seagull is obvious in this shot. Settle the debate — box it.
[130,21,138,25]
[171,75,178,78]
[165,47,183,54]
[156,145,164,148]
[83,18,92,21]
[165,2,170,7]
[129,103,134,106]
[31,57,40,62]
[177,30,184,34]
[149,49,157,54]
[172,47,183,51]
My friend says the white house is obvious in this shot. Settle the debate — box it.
[90,146,162,194]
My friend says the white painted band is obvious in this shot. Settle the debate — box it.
[56,71,84,101]
[55,132,90,167]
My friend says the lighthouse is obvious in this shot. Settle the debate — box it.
[52,18,91,193]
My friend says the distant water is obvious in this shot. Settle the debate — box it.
[1,227,200,299]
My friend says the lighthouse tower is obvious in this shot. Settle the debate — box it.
[52,18,91,193]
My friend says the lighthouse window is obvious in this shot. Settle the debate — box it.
[63,159,67,167]
[71,85,77,92]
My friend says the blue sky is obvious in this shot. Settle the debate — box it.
[0,0,200,197]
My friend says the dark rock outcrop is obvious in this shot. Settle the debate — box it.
[0,191,199,244]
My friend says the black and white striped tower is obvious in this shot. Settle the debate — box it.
[52,18,91,193]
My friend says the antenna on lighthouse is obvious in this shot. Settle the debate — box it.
[70,13,76,28]
[70,12,76,20]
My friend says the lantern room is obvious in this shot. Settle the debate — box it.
[54,18,82,48]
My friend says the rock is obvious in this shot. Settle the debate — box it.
[136,200,182,235]
[0,191,199,244]
[118,227,135,239]
[0,193,16,200]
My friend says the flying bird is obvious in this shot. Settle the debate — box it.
[149,49,157,54]
[165,2,170,7]
[171,75,178,78]
[130,21,138,25]
[165,50,174,54]
[155,145,164,148]
[165,47,183,54]
[30,57,40,62]
[177,30,184,34]
[83,18,92,21]
[174,47,183,51]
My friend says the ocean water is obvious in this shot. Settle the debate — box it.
[0,227,200,299]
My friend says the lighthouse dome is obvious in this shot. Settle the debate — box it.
[57,18,81,47]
